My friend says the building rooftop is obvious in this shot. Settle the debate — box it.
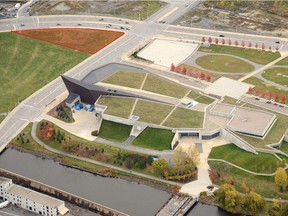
[7,185,64,208]
[0,177,11,185]
[227,107,276,137]
[210,103,235,116]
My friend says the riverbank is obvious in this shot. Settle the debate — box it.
[8,144,172,193]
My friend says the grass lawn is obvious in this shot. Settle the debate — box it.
[262,67,288,86]
[239,104,288,148]
[188,90,201,99]
[96,96,135,118]
[244,77,288,98]
[221,96,245,106]
[194,95,215,104]
[276,56,288,66]
[0,32,89,114]
[198,44,281,65]
[132,127,173,150]
[279,141,288,154]
[208,161,288,199]
[209,144,281,173]
[142,75,189,98]
[102,71,146,89]
[195,55,255,73]
[14,28,124,54]
[163,107,204,128]
[99,120,132,142]
[0,115,5,124]
[133,100,173,125]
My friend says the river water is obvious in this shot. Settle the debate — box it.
[0,148,233,216]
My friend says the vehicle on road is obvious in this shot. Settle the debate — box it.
[0,201,10,209]
[99,18,104,21]
[275,41,280,44]
[219,34,225,37]
[56,23,61,26]
[125,21,129,24]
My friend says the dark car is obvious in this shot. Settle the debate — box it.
[255,97,260,100]
[77,23,82,26]
[20,24,25,26]
[125,21,129,24]
[275,41,280,44]
[56,23,61,26]
[219,34,225,37]
[99,18,104,21]
[120,26,125,29]
[266,101,272,104]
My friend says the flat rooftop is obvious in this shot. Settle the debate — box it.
[227,107,276,137]
[210,103,235,116]
[137,39,198,68]
[7,185,64,208]
[206,77,252,99]
[0,177,11,185]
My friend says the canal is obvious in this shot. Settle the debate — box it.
[0,148,234,216]
[0,148,170,216]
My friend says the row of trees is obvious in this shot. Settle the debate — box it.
[248,87,287,104]
[171,63,212,82]
[152,146,199,182]
[201,36,276,51]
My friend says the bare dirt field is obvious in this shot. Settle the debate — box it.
[174,1,288,36]
[13,28,124,54]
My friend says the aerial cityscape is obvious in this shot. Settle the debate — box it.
[0,0,288,216]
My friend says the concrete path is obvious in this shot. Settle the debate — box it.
[239,53,288,81]
[178,137,229,197]
[31,121,178,186]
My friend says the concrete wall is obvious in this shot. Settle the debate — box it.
[0,168,129,216]
[220,128,258,154]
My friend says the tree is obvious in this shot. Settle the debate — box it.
[261,91,267,98]
[254,88,260,96]
[241,40,245,47]
[262,43,265,50]
[274,167,287,191]
[201,36,205,43]
[234,40,238,46]
[199,72,205,79]
[222,38,225,45]
[206,74,212,82]
[208,37,212,43]
[176,66,182,73]
[187,145,200,166]
[215,38,219,44]
[281,95,287,104]
[173,146,187,167]
[255,43,258,49]
[215,184,240,214]
[182,67,187,74]
[280,201,288,216]
[152,158,169,175]
[248,86,253,94]
[171,63,175,71]
[269,45,272,51]
[228,39,232,46]
[242,191,266,215]
[275,92,280,101]
[248,41,252,48]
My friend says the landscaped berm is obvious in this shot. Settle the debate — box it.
[12,28,124,54]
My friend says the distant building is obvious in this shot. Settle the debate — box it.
[0,177,69,216]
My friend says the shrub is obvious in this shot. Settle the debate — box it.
[91,130,99,136]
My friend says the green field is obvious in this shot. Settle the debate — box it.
[194,95,215,104]
[0,32,89,114]
[279,141,288,154]
[132,127,174,150]
[133,100,173,125]
[142,75,189,98]
[98,120,132,142]
[221,96,245,106]
[0,115,5,124]
[209,161,288,199]
[195,55,255,73]
[188,90,201,99]
[198,44,281,65]
[96,96,135,118]
[163,107,204,128]
[276,56,288,66]
[244,77,288,98]
[262,67,288,86]
[102,71,146,89]
[209,144,281,173]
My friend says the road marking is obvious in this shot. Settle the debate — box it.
[40,20,131,28]
[157,7,178,22]
[0,121,17,141]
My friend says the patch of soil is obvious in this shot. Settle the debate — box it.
[12,28,124,54]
